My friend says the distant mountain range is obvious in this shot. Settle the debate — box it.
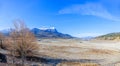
[0,27,73,39]
[2,28,120,40]
[80,36,95,40]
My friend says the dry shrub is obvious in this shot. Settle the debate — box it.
[2,37,13,50]
[9,21,39,56]
[0,32,13,50]
[57,62,99,66]
[8,20,40,66]
[0,32,5,49]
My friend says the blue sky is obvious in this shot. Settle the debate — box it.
[0,0,120,37]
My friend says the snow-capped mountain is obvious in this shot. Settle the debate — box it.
[31,27,73,38]
[38,27,58,33]
[39,27,55,30]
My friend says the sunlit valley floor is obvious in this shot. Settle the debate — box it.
[36,39,120,66]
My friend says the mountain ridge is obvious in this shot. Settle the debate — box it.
[95,32,120,40]
[31,28,73,39]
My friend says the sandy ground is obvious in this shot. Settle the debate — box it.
[37,39,120,66]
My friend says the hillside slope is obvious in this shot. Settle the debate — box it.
[96,32,120,40]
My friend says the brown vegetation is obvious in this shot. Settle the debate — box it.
[88,49,118,55]
[4,21,40,66]
[0,32,5,49]
[57,62,100,66]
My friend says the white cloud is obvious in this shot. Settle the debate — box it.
[58,3,120,22]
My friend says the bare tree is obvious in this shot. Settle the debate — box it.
[10,20,39,66]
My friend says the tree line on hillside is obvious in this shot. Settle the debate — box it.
[0,20,39,66]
